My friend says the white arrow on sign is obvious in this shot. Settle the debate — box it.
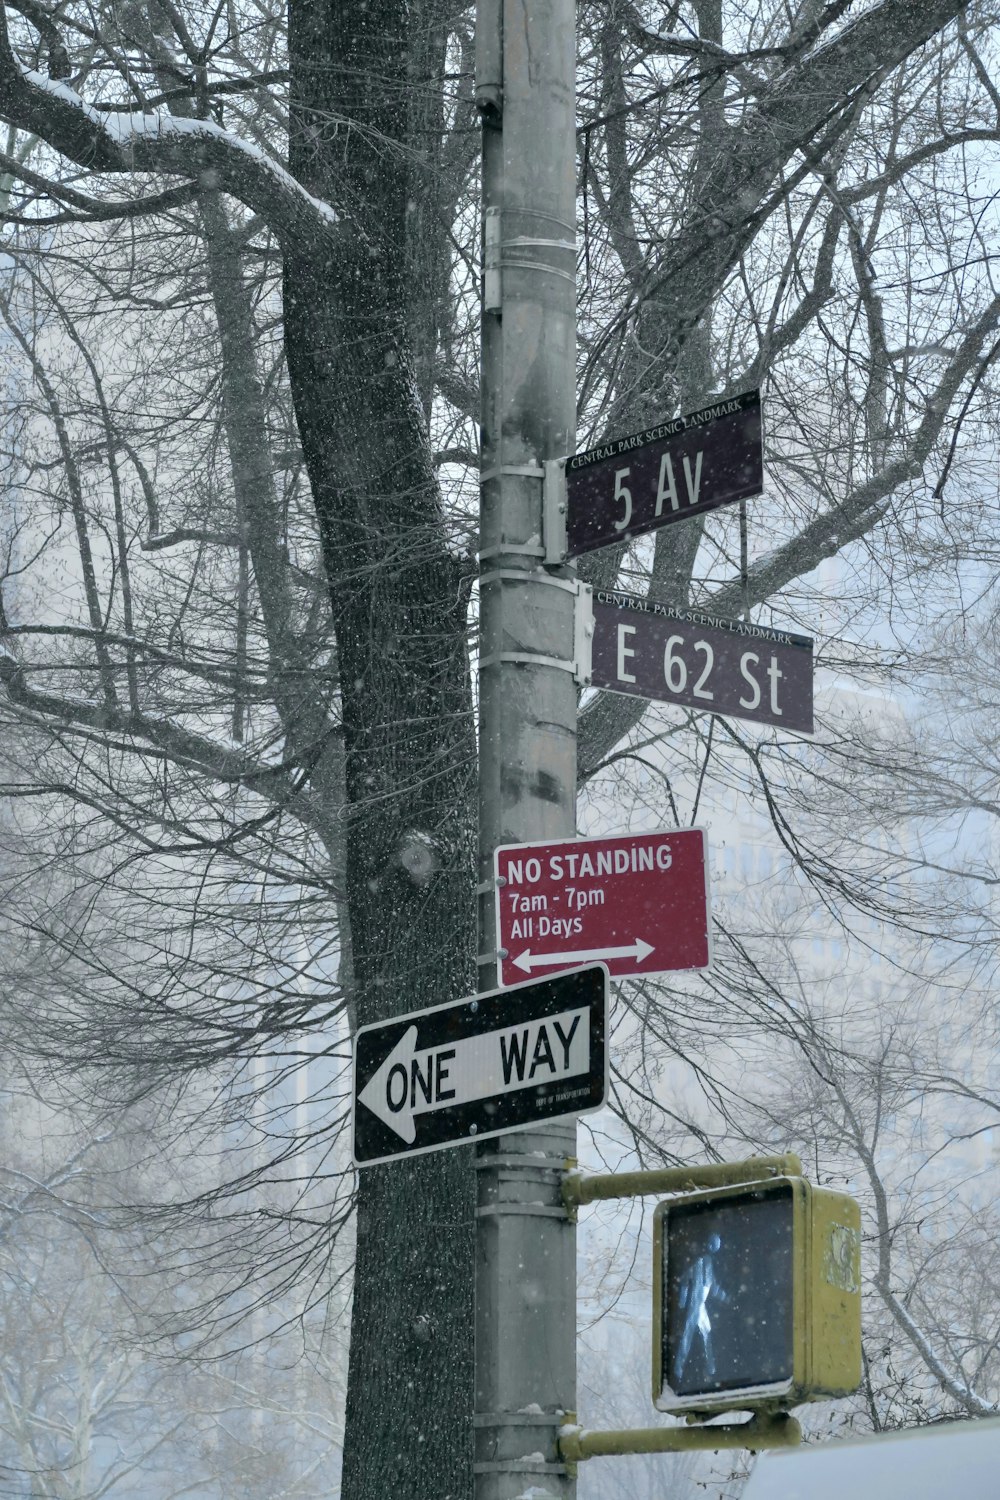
[358,1005,591,1144]
[512,938,655,975]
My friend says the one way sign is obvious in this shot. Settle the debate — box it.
[352,966,609,1166]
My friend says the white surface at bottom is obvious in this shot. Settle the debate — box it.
[743,1416,1000,1500]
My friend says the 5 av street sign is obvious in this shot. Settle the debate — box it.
[591,589,814,735]
[352,965,609,1166]
[494,829,711,988]
[564,391,762,559]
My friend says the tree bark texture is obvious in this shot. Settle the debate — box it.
[284,3,477,1497]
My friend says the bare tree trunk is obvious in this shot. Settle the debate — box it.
[284,3,477,1496]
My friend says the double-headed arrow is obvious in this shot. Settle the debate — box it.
[358,1004,591,1143]
[512,936,654,975]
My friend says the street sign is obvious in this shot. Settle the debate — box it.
[352,965,609,1166]
[564,390,762,558]
[590,589,813,735]
[494,829,710,989]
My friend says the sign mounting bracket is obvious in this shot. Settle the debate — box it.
[477,574,593,687]
[543,456,568,564]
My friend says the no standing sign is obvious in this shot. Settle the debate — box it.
[494,829,711,988]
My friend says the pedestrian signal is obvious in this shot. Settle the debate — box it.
[652,1176,861,1415]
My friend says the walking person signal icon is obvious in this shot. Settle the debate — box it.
[674,1230,726,1385]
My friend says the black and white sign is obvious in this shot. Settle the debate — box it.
[352,965,609,1166]
[591,590,813,734]
[565,391,762,559]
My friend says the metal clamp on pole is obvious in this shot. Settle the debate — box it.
[479,569,579,594]
[477,650,583,679]
[478,578,593,688]
[478,465,548,561]
[479,464,547,485]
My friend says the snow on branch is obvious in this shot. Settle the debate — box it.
[0,12,337,246]
[880,1280,999,1418]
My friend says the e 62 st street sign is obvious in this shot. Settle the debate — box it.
[495,829,711,988]
[591,590,814,735]
[564,390,762,559]
[352,965,609,1166]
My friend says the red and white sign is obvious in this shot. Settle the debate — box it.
[494,829,711,988]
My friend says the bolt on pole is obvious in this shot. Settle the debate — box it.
[474,3,578,1499]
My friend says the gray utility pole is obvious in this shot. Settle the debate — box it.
[475,4,579,1500]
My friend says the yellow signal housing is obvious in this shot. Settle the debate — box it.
[652,1175,861,1416]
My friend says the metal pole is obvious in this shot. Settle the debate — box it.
[560,1412,803,1467]
[475,4,578,1499]
[562,1155,804,1214]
